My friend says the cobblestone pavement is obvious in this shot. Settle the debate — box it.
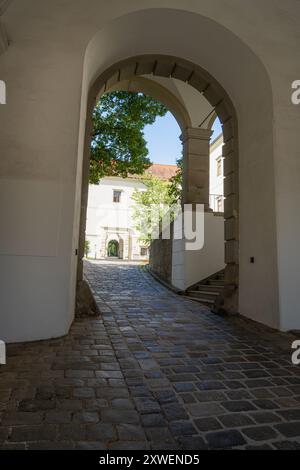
[1,261,300,450]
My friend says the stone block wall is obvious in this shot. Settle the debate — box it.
[149,236,173,284]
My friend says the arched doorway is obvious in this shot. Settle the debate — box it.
[78,54,238,314]
[107,240,119,258]
[0,5,282,344]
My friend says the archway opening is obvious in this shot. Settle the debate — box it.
[107,240,119,258]
[78,55,239,315]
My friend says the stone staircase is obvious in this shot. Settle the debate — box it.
[184,269,225,309]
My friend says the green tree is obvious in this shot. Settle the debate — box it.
[90,91,167,184]
[131,175,180,245]
[84,239,90,258]
[168,156,183,201]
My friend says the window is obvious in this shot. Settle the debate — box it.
[216,196,223,212]
[216,157,222,177]
[140,247,148,257]
[113,190,122,203]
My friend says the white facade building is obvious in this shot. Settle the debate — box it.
[85,137,224,262]
[85,164,179,261]
[209,133,224,213]
[86,176,148,261]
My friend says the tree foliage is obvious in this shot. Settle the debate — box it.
[131,174,181,245]
[90,91,167,184]
[84,239,90,258]
[168,156,183,201]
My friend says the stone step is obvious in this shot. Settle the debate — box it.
[187,290,220,301]
[193,285,224,294]
[206,279,224,286]
[214,274,225,280]
[184,294,215,307]
[185,270,225,308]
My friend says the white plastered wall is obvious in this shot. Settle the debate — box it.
[172,213,225,291]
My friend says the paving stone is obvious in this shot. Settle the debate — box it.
[96,388,129,399]
[244,379,272,388]
[84,398,108,410]
[18,399,56,412]
[45,410,72,424]
[0,427,9,441]
[178,436,208,450]
[140,413,166,427]
[11,424,57,442]
[180,393,197,404]
[242,425,278,441]
[243,370,270,379]
[1,261,299,450]
[218,413,254,428]
[86,423,117,441]
[73,388,95,399]
[250,388,275,399]
[101,409,139,424]
[153,389,177,404]
[170,420,197,436]
[87,379,107,387]
[73,411,99,423]
[224,381,245,390]
[56,399,82,411]
[250,411,282,424]
[65,370,94,378]
[276,421,300,437]
[195,391,226,402]
[2,411,43,425]
[111,399,134,409]
[273,440,300,450]
[138,359,159,370]
[271,387,292,397]
[95,370,123,379]
[196,381,226,391]
[75,441,108,450]
[277,409,300,421]
[145,427,175,442]
[134,397,161,414]
[225,390,252,400]
[27,441,75,450]
[174,383,196,392]
[110,441,150,450]
[162,403,188,421]
[252,399,279,410]
[275,397,299,408]
[0,443,26,450]
[35,386,54,400]
[58,424,87,441]
[187,403,224,417]
[245,444,272,450]
[206,430,246,449]
[129,386,152,398]
[0,390,11,402]
[221,401,256,413]
[117,424,146,441]
[195,417,223,432]
[169,374,197,383]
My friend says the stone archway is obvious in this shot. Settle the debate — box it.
[78,55,239,314]
[106,75,192,133]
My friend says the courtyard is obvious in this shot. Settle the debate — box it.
[0,261,300,450]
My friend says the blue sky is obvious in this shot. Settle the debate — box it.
[144,112,222,165]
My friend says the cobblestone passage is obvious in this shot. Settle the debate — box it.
[1,261,300,450]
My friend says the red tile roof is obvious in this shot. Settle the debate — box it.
[145,164,178,181]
